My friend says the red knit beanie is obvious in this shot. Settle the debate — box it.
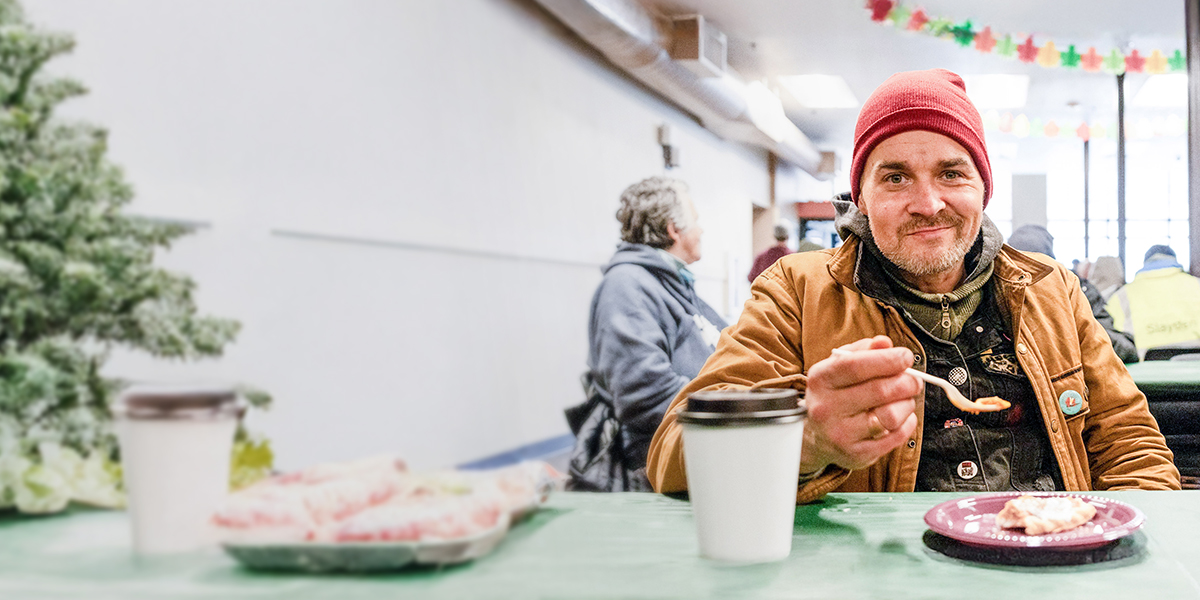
[849,69,992,207]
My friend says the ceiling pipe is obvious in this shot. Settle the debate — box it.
[534,0,829,179]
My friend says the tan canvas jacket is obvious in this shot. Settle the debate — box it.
[647,236,1181,502]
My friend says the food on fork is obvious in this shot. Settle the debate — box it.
[995,495,1097,535]
[829,348,1010,414]
[973,396,1011,411]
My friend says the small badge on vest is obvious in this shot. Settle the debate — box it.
[943,418,964,429]
[948,367,968,386]
[1058,390,1084,416]
[981,353,1021,376]
[957,460,978,479]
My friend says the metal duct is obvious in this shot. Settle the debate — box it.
[534,0,829,179]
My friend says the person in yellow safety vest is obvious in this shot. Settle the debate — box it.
[1106,244,1200,358]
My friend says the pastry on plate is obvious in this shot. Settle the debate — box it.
[995,495,1097,535]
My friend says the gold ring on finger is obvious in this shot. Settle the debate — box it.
[866,409,889,440]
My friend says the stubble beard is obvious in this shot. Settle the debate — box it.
[873,214,977,277]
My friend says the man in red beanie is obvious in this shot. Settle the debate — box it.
[647,69,1179,500]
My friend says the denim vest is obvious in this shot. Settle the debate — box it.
[911,285,1063,492]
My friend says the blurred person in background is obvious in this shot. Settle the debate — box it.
[1106,245,1200,358]
[1089,256,1126,301]
[797,229,825,253]
[565,176,728,492]
[748,224,795,282]
[1006,225,1138,363]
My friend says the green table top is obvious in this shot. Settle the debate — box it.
[2,491,1200,599]
[1126,361,1200,396]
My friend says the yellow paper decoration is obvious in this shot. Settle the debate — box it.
[1145,50,1169,74]
[1013,114,1031,137]
[1037,41,1061,68]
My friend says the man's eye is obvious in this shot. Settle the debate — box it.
[944,171,962,179]
[885,173,904,184]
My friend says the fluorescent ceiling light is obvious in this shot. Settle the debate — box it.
[777,74,859,109]
[962,75,1029,109]
[1133,74,1187,107]
[744,81,795,143]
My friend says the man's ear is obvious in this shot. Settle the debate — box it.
[666,221,683,246]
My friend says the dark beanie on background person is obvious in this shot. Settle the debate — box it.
[849,68,993,207]
[1006,224,1055,258]
[1144,244,1176,261]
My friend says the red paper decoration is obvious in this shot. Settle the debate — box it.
[1125,49,1146,73]
[1017,36,1039,62]
[1080,47,1104,72]
[907,8,929,31]
[974,26,996,53]
[870,0,895,22]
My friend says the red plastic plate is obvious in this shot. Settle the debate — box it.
[924,492,1145,550]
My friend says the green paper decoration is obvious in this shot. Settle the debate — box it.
[1103,49,1126,74]
[927,17,954,37]
[995,34,1018,58]
[951,20,975,47]
[1169,50,1187,72]
[1061,45,1082,68]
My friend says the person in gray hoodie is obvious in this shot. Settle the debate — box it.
[1006,224,1138,363]
[566,176,727,492]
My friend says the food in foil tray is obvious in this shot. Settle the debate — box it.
[214,457,561,572]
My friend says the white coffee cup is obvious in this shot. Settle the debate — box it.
[678,389,806,563]
[113,385,242,554]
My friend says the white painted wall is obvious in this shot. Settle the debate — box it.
[24,0,767,470]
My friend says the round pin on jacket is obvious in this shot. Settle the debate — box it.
[1059,390,1084,415]
[957,460,978,479]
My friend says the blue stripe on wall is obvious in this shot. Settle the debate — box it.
[457,434,575,470]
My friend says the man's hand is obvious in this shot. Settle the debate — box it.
[800,336,921,473]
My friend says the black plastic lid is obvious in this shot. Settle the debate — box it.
[113,385,242,421]
[677,388,805,425]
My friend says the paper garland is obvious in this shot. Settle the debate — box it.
[867,0,1185,75]
[982,110,1187,140]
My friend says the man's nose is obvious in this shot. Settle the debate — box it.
[908,180,946,216]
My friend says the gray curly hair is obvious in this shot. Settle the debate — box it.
[616,176,691,249]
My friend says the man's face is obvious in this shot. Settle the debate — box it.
[858,130,984,283]
[671,193,703,264]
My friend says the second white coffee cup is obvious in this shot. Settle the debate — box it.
[113,385,242,555]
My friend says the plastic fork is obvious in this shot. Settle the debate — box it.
[830,347,1009,414]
